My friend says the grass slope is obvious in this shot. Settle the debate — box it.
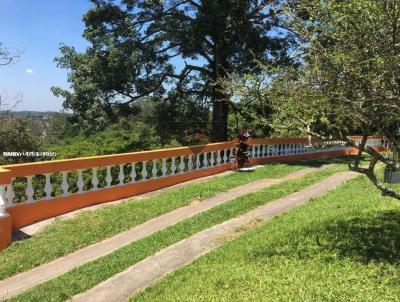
[6,165,346,301]
[132,174,400,302]
[0,161,310,280]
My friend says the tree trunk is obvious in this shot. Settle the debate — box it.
[212,99,229,142]
[211,47,229,142]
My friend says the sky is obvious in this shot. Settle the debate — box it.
[0,0,93,111]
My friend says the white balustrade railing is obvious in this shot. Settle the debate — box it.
[247,137,387,161]
[0,137,386,208]
[0,145,235,207]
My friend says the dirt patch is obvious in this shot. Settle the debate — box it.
[190,198,202,206]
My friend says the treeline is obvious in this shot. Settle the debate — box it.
[0,98,219,163]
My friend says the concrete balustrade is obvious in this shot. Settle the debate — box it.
[0,136,387,250]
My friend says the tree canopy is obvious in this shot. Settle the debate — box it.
[52,0,296,141]
[228,0,400,199]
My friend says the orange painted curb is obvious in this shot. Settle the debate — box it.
[0,168,12,185]
[0,212,12,250]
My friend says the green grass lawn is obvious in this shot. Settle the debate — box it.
[5,164,347,302]
[0,159,336,281]
[131,173,400,302]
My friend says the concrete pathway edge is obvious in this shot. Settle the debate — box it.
[0,165,330,300]
[71,171,356,302]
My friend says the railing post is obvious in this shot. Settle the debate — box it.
[0,169,12,250]
[0,184,7,210]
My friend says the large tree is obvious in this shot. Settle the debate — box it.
[52,0,295,141]
[229,0,400,199]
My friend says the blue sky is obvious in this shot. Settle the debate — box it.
[0,0,93,111]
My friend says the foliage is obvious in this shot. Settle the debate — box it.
[153,96,210,145]
[0,117,44,164]
[52,0,296,141]
[228,0,400,200]
[51,118,166,159]
[234,129,251,168]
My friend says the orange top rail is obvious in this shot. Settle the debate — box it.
[0,141,235,184]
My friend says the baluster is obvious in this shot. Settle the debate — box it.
[26,176,35,203]
[92,168,99,191]
[142,161,148,181]
[223,149,228,163]
[152,160,158,180]
[105,166,112,188]
[179,156,185,173]
[258,145,263,157]
[196,154,201,169]
[61,172,69,196]
[171,157,177,175]
[118,164,125,186]
[188,155,193,171]
[130,163,136,183]
[216,151,221,165]
[210,152,215,166]
[252,145,256,157]
[77,170,84,194]
[230,148,235,162]
[44,173,53,199]
[0,184,7,208]
[161,159,167,177]
[203,153,208,168]
[5,180,15,204]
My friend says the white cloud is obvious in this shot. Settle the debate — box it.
[25,69,35,74]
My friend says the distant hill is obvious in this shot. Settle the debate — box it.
[0,111,70,138]
[0,111,70,117]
